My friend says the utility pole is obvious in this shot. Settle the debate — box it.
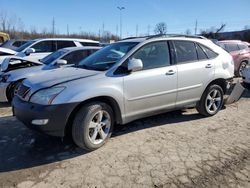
[67,24,69,36]
[147,25,151,35]
[117,6,125,39]
[136,24,138,37]
[52,17,55,36]
[116,24,118,37]
[195,20,198,35]
[102,23,105,37]
[98,29,101,40]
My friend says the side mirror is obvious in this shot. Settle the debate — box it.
[55,59,67,66]
[128,58,143,72]
[25,48,35,55]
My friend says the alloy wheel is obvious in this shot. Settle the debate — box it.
[88,110,111,145]
[205,89,222,114]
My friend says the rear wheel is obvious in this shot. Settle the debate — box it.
[196,84,224,116]
[72,102,114,151]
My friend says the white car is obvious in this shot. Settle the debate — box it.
[0,46,100,102]
[0,38,100,63]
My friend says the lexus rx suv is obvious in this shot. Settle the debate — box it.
[13,35,234,151]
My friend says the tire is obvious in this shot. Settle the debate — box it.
[6,81,22,103]
[72,102,114,151]
[236,61,247,77]
[242,82,250,90]
[196,84,224,116]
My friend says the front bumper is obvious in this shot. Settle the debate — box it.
[0,82,9,102]
[12,96,79,137]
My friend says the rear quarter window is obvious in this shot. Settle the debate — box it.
[238,44,247,50]
[199,44,218,59]
[196,43,208,60]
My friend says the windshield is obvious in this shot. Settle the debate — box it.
[40,49,68,65]
[78,42,139,71]
[15,40,35,52]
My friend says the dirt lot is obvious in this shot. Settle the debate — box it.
[0,88,250,188]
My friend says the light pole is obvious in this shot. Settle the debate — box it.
[117,6,125,39]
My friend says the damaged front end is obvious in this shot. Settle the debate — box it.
[0,56,42,73]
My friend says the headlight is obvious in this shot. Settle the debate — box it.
[0,74,10,83]
[30,86,65,105]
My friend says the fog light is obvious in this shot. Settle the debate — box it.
[32,119,49,125]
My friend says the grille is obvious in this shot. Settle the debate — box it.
[17,84,30,99]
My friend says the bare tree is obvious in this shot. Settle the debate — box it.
[244,25,250,30]
[200,23,226,39]
[0,11,8,32]
[154,22,167,35]
[215,23,226,33]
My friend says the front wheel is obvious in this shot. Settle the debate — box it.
[6,81,22,103]
[72,102,114,151]
[196,85,224,116]
[237,61,248,77]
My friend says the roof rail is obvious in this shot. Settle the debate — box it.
[146,34,207,40]
[120,34,207,41]
[120,36,147,41]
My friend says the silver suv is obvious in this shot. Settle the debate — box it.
[12,35,234,151]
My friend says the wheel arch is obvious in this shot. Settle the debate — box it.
[6,79,25,102]
[205,78,228,94]
[64,96,123,137]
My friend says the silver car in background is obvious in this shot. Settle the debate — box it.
[0,46,100,102]
[13,35,234,151]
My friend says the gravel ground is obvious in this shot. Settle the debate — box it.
[0,88,249,188]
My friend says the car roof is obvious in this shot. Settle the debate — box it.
[218,40,242,44]
[61,46,101,51]
[32,38,99,43]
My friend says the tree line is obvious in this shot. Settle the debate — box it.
[1,10,250,42]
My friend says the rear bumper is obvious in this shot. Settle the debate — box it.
[0,82,9,102]
[12,96,79,137]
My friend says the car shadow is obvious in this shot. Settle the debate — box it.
[0,102,10,108]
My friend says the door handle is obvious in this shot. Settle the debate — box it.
[165,70,176,75]
[205,64,212,68]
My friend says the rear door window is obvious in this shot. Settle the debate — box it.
[56,41,76,50]
[80,42,100,47]
[62,50,93,65]
[225,43,239,52]
[31,41,54,53]
[173,41,198,63]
